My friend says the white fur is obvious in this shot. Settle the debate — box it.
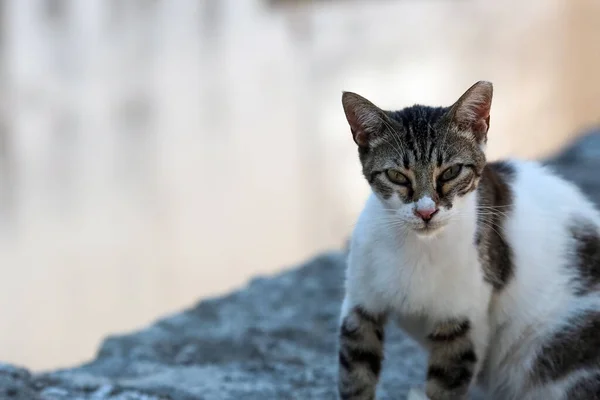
[415,196,436,212]
[343,159,600,399]
[407,388,430,400]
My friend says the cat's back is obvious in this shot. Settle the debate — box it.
[485,159,600,398]
[507,159,600,225]
[491,158,600,322]
[500,158,600,290]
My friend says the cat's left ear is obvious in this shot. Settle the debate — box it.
[449,81,493,144]
[341,91,384,148]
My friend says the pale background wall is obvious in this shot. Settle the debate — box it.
[0,0,599,371]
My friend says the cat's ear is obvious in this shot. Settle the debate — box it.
[341,91,384,148]
[449,81,493,143]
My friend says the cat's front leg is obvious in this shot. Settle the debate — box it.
[424,317,488,400]
[337,299,387,400]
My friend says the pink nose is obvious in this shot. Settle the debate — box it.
[414,207,438,221]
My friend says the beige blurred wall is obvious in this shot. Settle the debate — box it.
[0,0,599,371]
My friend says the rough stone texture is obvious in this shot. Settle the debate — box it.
[1,130,600,400]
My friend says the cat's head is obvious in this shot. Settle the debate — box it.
[342,81,492,237]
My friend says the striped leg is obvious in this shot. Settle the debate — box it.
[425,319,481,400]
[563,371,600,399]
[338,305,387,400]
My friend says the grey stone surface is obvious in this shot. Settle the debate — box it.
[1,130,600,400]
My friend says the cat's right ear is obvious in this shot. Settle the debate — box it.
[449,81,493,144]
[341,92,384,148]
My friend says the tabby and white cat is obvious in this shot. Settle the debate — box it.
[337,81,600,400]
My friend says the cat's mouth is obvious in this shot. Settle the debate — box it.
[413,221,445,237]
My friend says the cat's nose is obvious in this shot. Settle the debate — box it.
[414,207,438,221]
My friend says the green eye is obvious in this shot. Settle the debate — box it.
[386,169,410,185]
[440,165,463,182]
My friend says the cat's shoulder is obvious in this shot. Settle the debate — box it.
[485,158,559,182]
[497,158,600,227]
[504,159,594,203]
[488,158,593,202]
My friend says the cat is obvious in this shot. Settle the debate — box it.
[337,81,600,400]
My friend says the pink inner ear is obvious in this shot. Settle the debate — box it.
[345,111,361,138]
[454,84,492,136]
[342,93,380,147]
[474,115,491,134]
[344,108,368,147]
[459,96,490,122]
[354,130,368,147]
[347,126,366,147]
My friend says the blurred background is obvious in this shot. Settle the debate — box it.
[1,0,599,371]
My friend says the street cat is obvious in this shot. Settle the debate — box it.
[338,81,600,400]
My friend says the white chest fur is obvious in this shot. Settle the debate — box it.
[346,193,488,323]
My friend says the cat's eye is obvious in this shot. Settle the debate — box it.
[440,165,462,182]
[386,169,410,185]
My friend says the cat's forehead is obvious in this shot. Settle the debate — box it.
[384,106,454,162]
[388,105,448,130]
[375,111,474,168]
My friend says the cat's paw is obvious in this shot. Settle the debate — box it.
[407,387,430,400]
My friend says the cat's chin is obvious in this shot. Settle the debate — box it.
[413,224,445,239]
